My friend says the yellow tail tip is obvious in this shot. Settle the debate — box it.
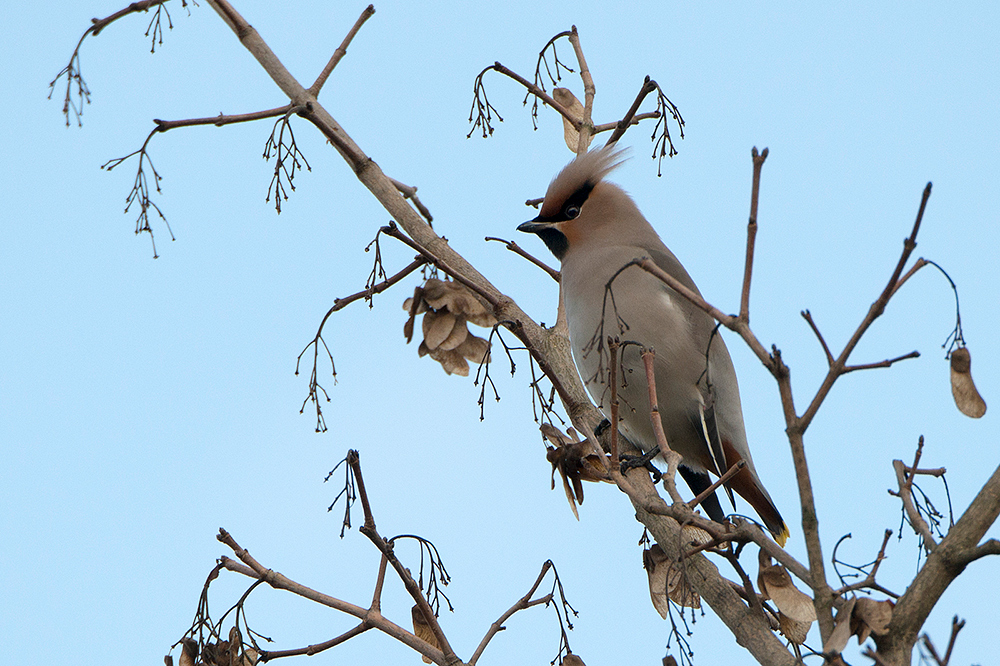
[774,523,790,548]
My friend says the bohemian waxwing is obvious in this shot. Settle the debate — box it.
[518,146,789,545]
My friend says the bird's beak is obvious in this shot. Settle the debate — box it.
[517,219,555,234]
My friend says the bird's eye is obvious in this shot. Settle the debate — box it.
[564,205,581,219]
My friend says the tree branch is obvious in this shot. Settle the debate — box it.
[308,4,376,96]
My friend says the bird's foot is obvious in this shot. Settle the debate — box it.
[619,446,662,482]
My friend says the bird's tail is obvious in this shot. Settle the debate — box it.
[727,463,789,546]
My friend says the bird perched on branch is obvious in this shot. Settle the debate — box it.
[518,146,788,545]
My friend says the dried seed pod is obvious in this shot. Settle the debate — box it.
[680,524,713,548]
[178,638,198,666]
[553,87,589,153]
[852,597,894,642]
[411,604,440,664]
[643,544,671,619]
[778,612,811,644]
[436,316,470,351]
[950,347,987,418]
[823,597,856,654]
[456,334,491,364]
[406,279,496,375]
[422,311,457,350]
[543,424,610,518]
[666,559,701,608]
[759,564,816,624]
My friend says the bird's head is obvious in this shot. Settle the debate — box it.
[517,146,630,260]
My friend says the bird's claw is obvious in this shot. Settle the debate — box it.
[619,446,662,482]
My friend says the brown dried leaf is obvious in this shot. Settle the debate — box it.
[411,604,440,664]
[760,564,816,623]
[778,612,811,644]
[666,559,701,608]
[436,316,469,351]
[823,596,857,654]
[563,654,587,666]
[201,641,229,666]
[427,346,469,376]
[852,597,893,641]
[422,310,457,350]
[179,638,198,666]
[950,347,987,418]
[643,544,671,619]
[456,333,491,364]
[553,87,589,153]
[422,279,497,326]
[680,524,713,548]
[544,426,611,518]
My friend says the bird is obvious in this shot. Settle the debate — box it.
[517,146,789,545]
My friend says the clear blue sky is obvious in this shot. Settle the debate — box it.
[3,2,998,664]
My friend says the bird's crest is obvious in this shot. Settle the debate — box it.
[540,146,629,218]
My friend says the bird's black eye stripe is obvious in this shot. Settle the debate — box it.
[561,183,593,220]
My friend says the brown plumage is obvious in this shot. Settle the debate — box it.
[519,147,788,544]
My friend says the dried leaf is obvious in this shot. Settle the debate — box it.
[411,604,440,664]
[421,279,492,321]
[950,347,987,418]
[201,641,229,666]
[563,654,587,666]
[760,564,816,623]
[553,87,589,153]
[543,426,610,518]
[823,596,857,654]
[456,334,491,364]
[666,559,701,608]
[179,638,198,666]
[436,316,470,351]
[680,524,713,548]
[422,310,457,350]
[778,612,811,644]
[852,597,893,641]
[427,346,469,376]
[643,544,670,619]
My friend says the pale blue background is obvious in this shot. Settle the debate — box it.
[2,2,998,665]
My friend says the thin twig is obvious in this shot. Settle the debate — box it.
[801,310,835,365]
[153,105,292,131]
[608,338,620,463]
[604,77,657,147]
[843,351,920,374]
[390,178,433,224]
[798,182,933,431]
[485,237,560,281]
[567,26,595,154]
[468,562,555,665]
[739,147,767,323]
[309,4,376,95]
[688,461,745,512]
[640,348,683,502]
[892,437,938,552]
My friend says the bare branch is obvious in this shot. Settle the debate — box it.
[485,236,560,282]
[739,147,767,323]
[798,182,933,432]
[567,26,595,153]
[308,4,376,95]
[843,351,920,374]
[295,256,427,432]
[801,309,835,365]
[49,0,180,126]
[604,76,657,147]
